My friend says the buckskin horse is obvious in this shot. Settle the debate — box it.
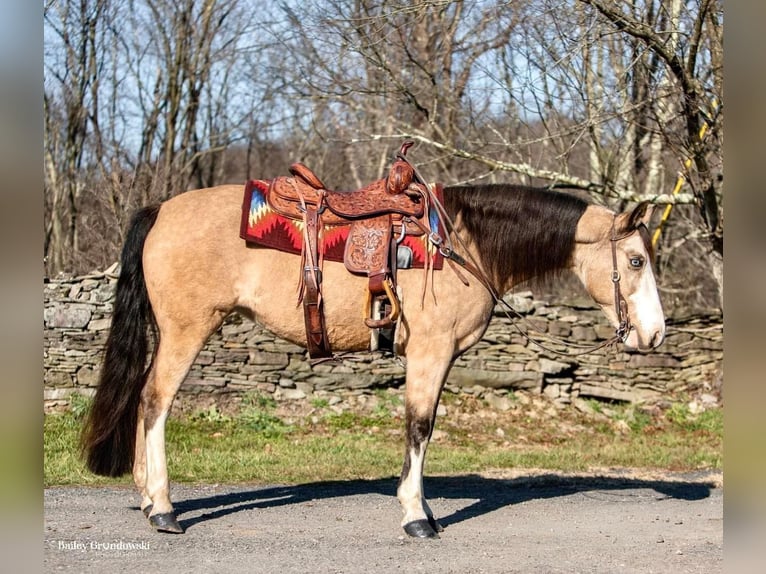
[82,151,665,538]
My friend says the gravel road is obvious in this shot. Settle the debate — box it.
[44,471,721,573]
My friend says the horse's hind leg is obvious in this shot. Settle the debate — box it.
[397,350,453,538]
[138,319,222,533]
[133,401,150,515]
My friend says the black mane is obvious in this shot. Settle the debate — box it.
[442,183,589,289]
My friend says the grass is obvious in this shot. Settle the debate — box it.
[44,392,722,487]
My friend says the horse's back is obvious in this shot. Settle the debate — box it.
[150,184,244,250]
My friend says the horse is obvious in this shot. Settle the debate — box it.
[82,179,665,538]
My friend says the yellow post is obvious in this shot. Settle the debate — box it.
[651,100,718,247]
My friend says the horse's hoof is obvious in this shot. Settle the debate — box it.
[429,515,444,533]
[149,512,184,533]
[141,504,153,518]
[403,519,440,539]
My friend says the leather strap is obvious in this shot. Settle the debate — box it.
[610,218,632,343]
[302,206,332,358]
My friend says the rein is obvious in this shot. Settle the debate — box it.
[400,151,634,357]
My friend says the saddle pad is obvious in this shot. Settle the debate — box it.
[240,179,444,269]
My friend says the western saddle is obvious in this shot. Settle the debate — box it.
[266,142,435,359]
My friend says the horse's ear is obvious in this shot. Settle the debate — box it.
[618,201,654,232]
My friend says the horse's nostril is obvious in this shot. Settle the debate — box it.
[651,331,665,348]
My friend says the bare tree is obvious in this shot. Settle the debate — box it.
[44,0,110,273]
[268,0,520,185]
[578,0,723,305]
[44,0,262,274]
[126,0,249,199]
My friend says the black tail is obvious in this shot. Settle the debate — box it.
[81,205,161,476]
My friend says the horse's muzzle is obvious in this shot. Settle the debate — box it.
[624,327,665,351]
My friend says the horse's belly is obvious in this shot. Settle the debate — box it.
[234,246,494,355]
[236,250,374,351]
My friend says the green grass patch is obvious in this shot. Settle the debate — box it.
[44,395,722,487]
[44,403,129,486]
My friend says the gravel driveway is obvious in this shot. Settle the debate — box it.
[45,470,721,573]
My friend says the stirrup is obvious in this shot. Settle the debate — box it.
[364,279,400,329]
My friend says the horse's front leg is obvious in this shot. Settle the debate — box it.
[398,352,453,538]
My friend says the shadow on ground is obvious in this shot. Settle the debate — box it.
[159,473,717,532]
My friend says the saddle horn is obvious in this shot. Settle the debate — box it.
[289,162,326,190]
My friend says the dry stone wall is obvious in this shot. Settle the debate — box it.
[44,270,722,411]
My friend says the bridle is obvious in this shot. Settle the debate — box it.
[610,218,636,345]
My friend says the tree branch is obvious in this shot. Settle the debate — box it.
[356,132,697,205]
[578,0,700,107]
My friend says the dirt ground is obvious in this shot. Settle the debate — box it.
[45,469,721,573]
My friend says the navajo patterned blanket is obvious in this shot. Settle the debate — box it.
[239,179,444,269]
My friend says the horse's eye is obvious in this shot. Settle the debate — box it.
[629,256,644,269]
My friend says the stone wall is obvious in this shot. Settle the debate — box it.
[43,269,722,411]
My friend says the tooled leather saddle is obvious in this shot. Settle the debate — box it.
[266,142,435,359]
